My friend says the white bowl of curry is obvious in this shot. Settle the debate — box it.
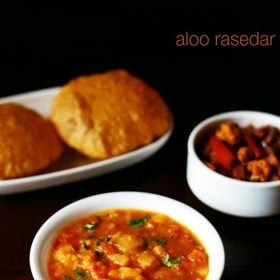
[30,191,224,280]
[187,110,280,217]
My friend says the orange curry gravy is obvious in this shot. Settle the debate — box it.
[48,209,208,280]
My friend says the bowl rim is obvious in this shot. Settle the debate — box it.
[29,191,225,280]
[188,110,280,188]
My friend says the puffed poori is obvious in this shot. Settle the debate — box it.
[51,69,171,159]
[0,103,63,179]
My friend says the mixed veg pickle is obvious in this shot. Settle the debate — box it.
[48,209,208,280]
[199,121,280,182]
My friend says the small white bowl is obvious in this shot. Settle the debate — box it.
[30,191,224,280]
[187,110,280,218]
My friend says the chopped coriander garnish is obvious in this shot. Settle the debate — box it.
[81,240,90,250]
[63,276,71,280]
[84,221,97,232]
[95,244,104,254]
[73,269,90,279]
[127,215,149,229]
[152,237,167,245]
[95,245,104,259]
[162,255,181,267]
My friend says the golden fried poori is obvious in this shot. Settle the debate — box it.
[0,103,63,179]
[51,69,171,159]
